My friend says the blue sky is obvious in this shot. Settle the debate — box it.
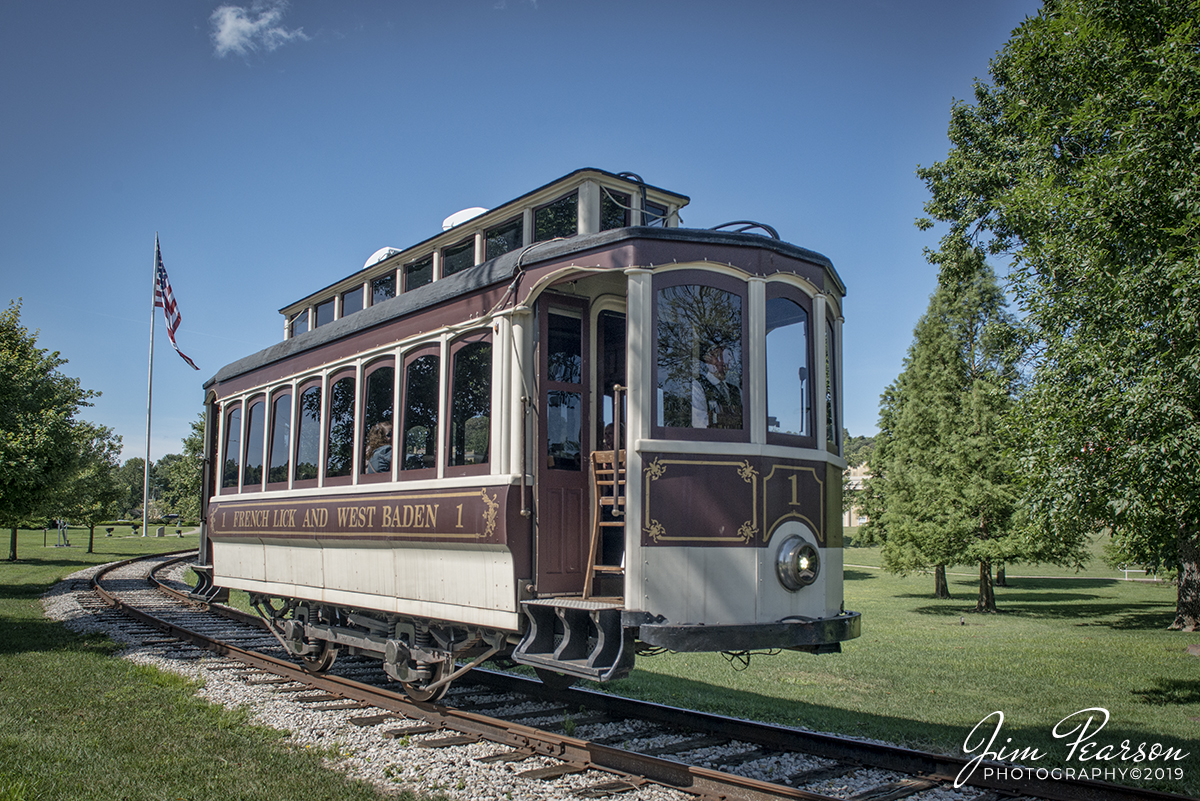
[0,0,1040,462]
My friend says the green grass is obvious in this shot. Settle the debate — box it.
[5,527,1197,798]
[0,528,419,801]
[604,538,1199,796]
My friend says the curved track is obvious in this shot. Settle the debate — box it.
[81,550,1192,801]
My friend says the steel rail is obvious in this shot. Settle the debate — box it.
[92,552,1194,801]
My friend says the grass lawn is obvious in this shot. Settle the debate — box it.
[0,528,428,801]
[4,528,1197,799]
[605,535,1199,797]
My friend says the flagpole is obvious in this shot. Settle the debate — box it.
[143,234,157,538]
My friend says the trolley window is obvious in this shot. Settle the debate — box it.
[342,285,364,317]
[447,336,491,474]
[371,273,396,305]
[765,288,813,445]
[601,190,630,231]
[826,319,839,450]
[546,311,583,471]
[290,311,309,338]
[294,382,321,486]
[361,359,395,481]
[404,255,433,292]
[242,397,266,491]
[315,298,335,328]
[221,403,241,492]
[325,372,356,483]
[400,350,439,476]
[442,237,475,277]
[653,273,747,440]
[534,192,577,242]
[267,391,291,488]
[485,217,522,260]
[643,200,668,227]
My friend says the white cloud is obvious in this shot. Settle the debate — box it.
[210,0,308,59]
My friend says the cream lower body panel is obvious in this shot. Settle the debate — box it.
[639,524,842,626]
[213,538,521,632]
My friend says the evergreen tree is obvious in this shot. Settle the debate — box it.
[918,0,1200,629]
[862,252,1024,611]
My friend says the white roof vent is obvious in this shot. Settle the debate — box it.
[363,247,401,270]
[442,207,488,231]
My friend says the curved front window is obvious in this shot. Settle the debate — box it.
[766,296,811,439]
[655,281,744,435]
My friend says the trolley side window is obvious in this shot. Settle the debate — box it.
[325,373,356,481]
[294,383,321,484]
[448,339,491,471]
[400,352,439,473]
[485,216,522,260]
[404,255,433,292]
[242,397,266,490]
[534,192,578,242]
[655,281,746,436]
[267,391,291,486]
[372,273,396,305]
[342,285,364,317]
[361,360,395,479]
[315,298,335,328]
[601,190,630,231]
[221,404,241,491]
[826,319,839,449]
[766,294,812,442]
[442,237,475,277]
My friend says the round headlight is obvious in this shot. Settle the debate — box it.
[775,535,820,591]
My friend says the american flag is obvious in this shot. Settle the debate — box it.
[154,236,199,371]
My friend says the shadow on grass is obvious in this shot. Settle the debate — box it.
[0,616,121,656]
[1131,679,1200,706]
[609,669,1197,788]
[844,569,878,582]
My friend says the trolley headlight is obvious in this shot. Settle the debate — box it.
[775,535,820,591]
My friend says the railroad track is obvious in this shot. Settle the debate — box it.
[61,550,1192,801]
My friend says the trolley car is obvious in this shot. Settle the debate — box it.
[196,168,860,700]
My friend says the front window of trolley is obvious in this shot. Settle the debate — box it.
[654,274,747,438]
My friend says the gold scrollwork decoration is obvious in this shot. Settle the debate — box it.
[737,460,758,483]
[644,458,667,481]
[645,519,666,542]
[481,488,500,538]
[737,520,758,543]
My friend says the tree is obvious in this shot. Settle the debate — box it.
[114,457,149,520]
[918,0,1200,629]
[861,253,1029,611]
[54,423,123,553]
[157,413,205,523]
[1,300,95,560]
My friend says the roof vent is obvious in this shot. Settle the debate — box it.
[442,207,488,231]
[363,247,401,270]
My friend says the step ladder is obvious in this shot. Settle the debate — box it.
[583,449,626,600]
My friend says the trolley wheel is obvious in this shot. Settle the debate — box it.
[301,643,338,673]
[534,667,577,690]
[401,660,451,703]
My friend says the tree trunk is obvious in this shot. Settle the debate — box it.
[976,559,997,613]
[934,564,951,598]
[7,527,16,561]
[88,524,95,554]
[1168,523,1199,632]
[995,562,1007,587]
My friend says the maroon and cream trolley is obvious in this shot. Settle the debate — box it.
[196,169,860,700]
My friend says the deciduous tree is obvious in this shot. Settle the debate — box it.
[1,300,95,560]
[918,0,1200,629]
